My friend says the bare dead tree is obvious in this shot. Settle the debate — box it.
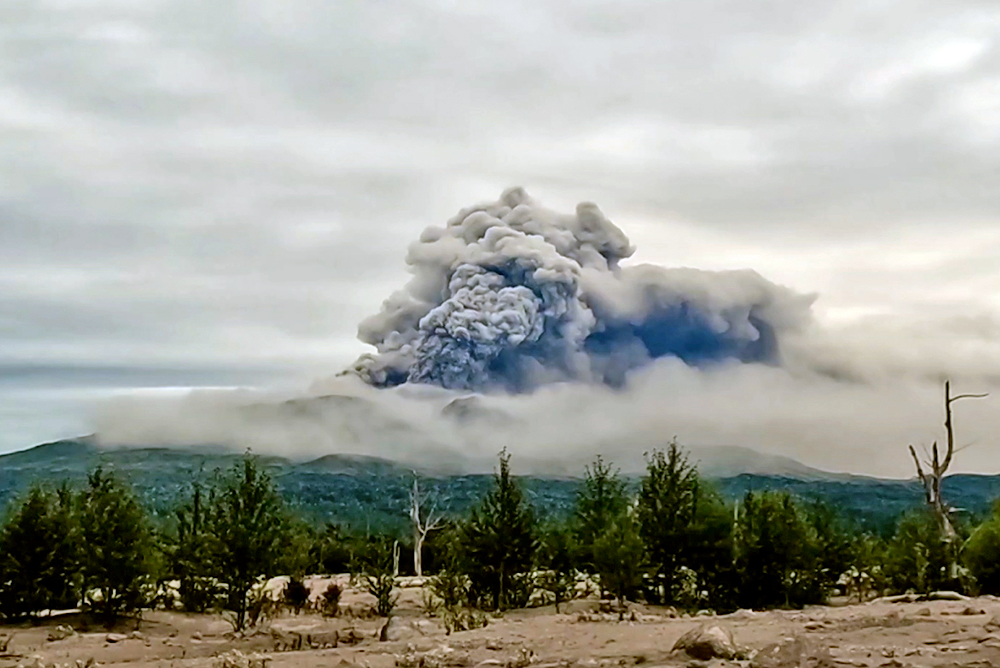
[409,474,444,578]
[909,381,988,574]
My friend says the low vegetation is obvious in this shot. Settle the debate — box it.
[2,439,1000,629]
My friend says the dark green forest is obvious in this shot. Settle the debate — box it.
[5,437,1000,535]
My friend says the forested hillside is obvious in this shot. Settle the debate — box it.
[3,438,998,534]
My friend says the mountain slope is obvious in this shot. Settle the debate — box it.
[688,445,861,480]
[0,438,992,534]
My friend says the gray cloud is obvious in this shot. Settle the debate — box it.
[2,0,999,472]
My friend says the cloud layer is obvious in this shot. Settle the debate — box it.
[94,190,1000,479]
[2,0,999,473]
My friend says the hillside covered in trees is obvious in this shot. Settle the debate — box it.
[3,437,1000,535]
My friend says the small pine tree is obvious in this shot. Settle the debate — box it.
[537,523,577,612]
[280,519,319,580]
[205,453,288,631]
[170,477,217,612]
[0,484,79,619]
[573,456,628,572]
[51,484,81,608]
[733,491,823,609]
[684,486,736,611]
[461,449,537,610]
[636,440,700,604]
[593,514,644,618]
[78,467,152,625]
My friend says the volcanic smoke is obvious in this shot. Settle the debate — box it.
[349,187,814,392]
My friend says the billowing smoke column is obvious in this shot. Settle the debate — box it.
[350,188,814,392]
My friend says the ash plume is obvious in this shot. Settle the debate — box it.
[350,187,814,392]
[89,188,1000,478]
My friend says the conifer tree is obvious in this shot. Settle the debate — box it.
[205,453,288,631]
[734,491,823,608]
[78,467,152,625]
[593,514,644,618]
[636,440,701,603]
[170,477,216,612]
[538,523,577,612]
[461,449,537,610]
[573,455,628,571]
[0,484,78,619]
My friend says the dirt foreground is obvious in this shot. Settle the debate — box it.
[4,583,1000,668]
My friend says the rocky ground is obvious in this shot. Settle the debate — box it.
[3,583,1000,668]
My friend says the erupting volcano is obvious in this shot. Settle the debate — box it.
[349,187,813,393]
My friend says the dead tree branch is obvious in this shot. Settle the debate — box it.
[909,381,989,547]
[409,473,444,578]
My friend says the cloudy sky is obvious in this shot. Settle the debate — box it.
[3,0,999,474]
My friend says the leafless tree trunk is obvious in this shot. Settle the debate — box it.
[909,381,988,576]
[410,474,443,578]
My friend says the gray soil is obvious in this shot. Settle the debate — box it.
[4,584,1000,668]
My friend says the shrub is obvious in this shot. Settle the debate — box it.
[283,577,309,614]
[842,533,888,601]
[357,539,398,617]
[808,501,857,587]
[440,603,488,634]
[245,581,279,629]
[965,519,1000,594]
[884,510,952,595]
[311,524,352,575]
[321,583,341,617]
[426,570,487,634]
[367,573,397,617]
[425,529,488,634]
[427,568,468,613]
[962,500,1000,595]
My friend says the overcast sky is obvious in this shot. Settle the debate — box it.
[3,0,999,472]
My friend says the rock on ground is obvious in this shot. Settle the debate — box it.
[671,624,739,661]
[380,616,409,642]
[46,626,75,642]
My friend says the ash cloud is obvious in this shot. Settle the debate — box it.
[91,191,1000,479]
[349,188,813,392]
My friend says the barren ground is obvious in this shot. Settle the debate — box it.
[4,581,1000,668]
